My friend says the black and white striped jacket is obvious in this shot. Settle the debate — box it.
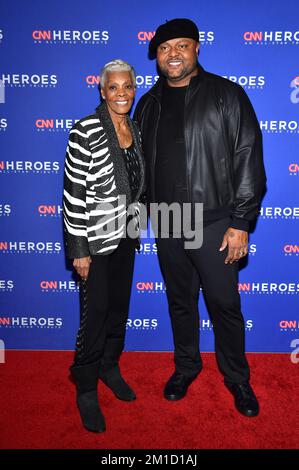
[63,101,145,258]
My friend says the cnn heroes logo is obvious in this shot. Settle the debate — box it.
[0,241,62,254]
[260,206,299,220]
[85,74,159,89]
[126,318,158,330]
[137,30,215,45]
[0,315,62,329]
[136,281,166,294]
[32,29,109,44]
[223,75,265,89]
[0,74,57,87]
[40,280,80,292]
[239,282,299,295]
[0,160,59,173]
[260,120,299,133]
[35,118,78,132]
[244,30,299,45]
[200,318,253,331]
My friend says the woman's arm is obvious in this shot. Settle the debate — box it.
[62,122,91,260]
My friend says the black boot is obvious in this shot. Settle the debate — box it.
[70,361,106,433]
[98,364,136,401]
[164,371,199,401]
[225,381,259,417]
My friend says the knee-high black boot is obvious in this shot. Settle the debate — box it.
[70,361,106,433]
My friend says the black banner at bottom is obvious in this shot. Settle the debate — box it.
[0,449,297,466]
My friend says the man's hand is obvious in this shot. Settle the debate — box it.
[73,256,92,281]
[219,228,248,264]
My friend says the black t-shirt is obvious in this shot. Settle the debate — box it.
[155,82,188,205]
[155,82,193,234]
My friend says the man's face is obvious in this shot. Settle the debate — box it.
[156,37,199,83]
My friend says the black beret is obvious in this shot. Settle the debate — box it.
[149,18,199,59]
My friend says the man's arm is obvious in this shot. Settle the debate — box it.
[219,86,266,263]
[227,84,266,232]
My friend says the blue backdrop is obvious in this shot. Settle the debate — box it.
[1,0,298,353]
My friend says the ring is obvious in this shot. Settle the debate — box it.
[239,251,244,255]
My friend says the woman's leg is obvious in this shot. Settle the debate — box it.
[99,236,136,400]
[70,255,110,432]
[73,255,110,367]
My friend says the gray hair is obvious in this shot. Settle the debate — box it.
[100,59,136,88]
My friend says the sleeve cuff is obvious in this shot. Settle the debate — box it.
[230,217,249,232]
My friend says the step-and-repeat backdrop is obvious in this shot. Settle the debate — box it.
[1,1,298,353]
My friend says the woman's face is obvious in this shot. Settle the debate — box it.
[101,71,135,116]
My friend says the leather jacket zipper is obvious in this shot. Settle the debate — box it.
[184,85,191,203]
[150,94,161,203]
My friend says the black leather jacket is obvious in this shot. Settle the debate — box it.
[134,64,266,231]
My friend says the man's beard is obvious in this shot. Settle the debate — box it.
[159,58,198,82]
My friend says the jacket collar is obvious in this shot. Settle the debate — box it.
[94,100,145,204]
[148,63,205,101]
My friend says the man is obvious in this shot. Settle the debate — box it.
[134,18,266,417]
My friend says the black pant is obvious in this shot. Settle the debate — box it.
[73,236,136,369]
[156,217,250,384]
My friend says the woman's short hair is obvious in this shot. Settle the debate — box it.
[99,59,136,88]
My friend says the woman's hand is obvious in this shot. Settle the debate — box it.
[73,256,92,281]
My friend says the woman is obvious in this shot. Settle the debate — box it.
[63,60,145,433]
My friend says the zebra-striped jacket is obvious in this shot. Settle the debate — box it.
[63,101,145,258]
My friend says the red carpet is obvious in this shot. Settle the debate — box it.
[0,351,298,449]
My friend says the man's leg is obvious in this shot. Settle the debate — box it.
[156,237,202,378]
[185,218,259,416]
[185,218,250,384]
